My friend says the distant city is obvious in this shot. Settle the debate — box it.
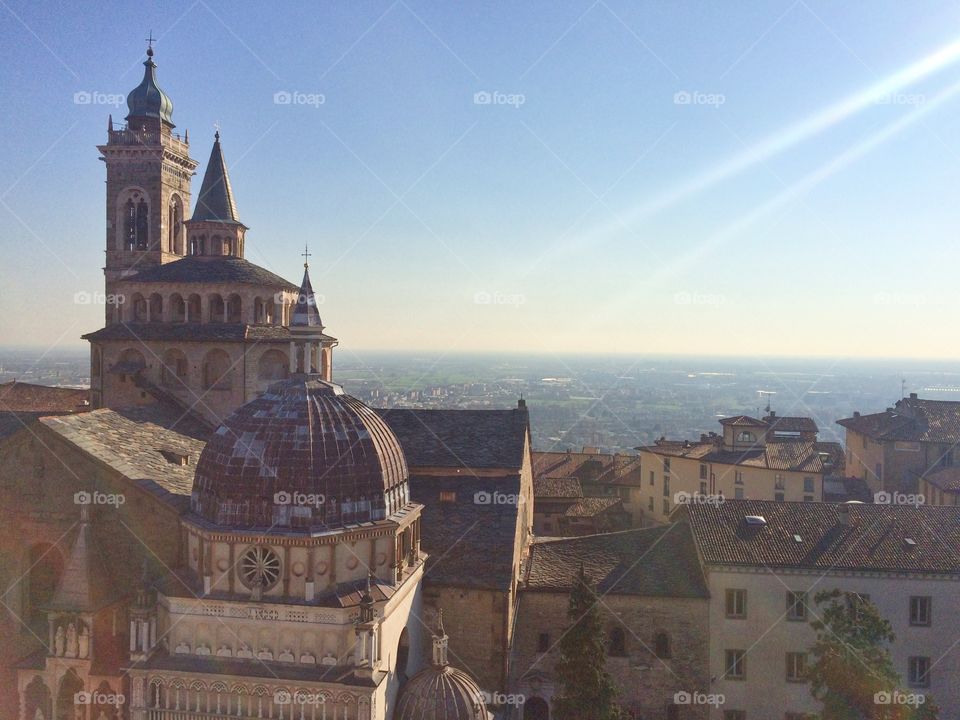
[5,345,960,452]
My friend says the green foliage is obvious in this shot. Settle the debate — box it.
[807,590,938,720]
[553,566,622,720]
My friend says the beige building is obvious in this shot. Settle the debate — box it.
[508,524,711,719]
[838,393,960,498]
[637,413,843,523]
[681,499,960,719]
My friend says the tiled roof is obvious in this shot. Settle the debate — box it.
[923,467,960,493]
[837,397,960,443]
[82,322,335,344]
[532,451,642,487]
[408,474,522,591]
[683,499,960,574]
[122,256,297,289]
[822,475,874,503]
[641,440,841,473]
[378,407,528,470]
[533,476,582,499]
[39,408,208,510]
[764,414,818,433]
[524,523,709,598]
[0,381,90,439]
[563,496,623,518]
[719,415,766,426]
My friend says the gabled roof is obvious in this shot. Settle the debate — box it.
[119,256,297,288]
[524,523,709,598]
[190,133,241,224]
[683,499,960,574]
[533,476,582,499]
[46,517,118,613]
[923,466,960,493]
[764,414,818,433]
[719,415,767,427]
[563,496,623,518]
[378,407,528,470]
[838,397,960,443]
[641,439,842,473]
[532,451,642,487]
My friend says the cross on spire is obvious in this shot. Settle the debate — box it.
[213,120,221,141]
[302,244,312,268]
[145,30,156,57]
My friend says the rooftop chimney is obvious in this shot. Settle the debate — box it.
[909,392,918,400]
[838,504,852,526]
[853,411,860,418]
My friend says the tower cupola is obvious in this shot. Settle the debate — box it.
[125,43,175,128]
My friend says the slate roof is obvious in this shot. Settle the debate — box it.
[564,496,623,518]
[923,467,960,493]
[837,397,960,443]
[120,256,297,289]
[378,407,528,470]
[532,451,642,487]
[82,322,335,344]
[409,475,522,591]
[683,499,960,574]
[533,476,582,499]
[641,439,842,473]
[524,523,709,598]
[190,133,241,224]
[39,408,207,510]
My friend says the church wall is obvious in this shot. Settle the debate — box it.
[510,590,711,719]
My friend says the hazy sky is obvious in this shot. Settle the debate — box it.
[2,1,960,357]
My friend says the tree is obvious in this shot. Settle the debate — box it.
[807,590,939,720]
[553,566,622,720]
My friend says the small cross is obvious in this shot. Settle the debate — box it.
[145,31,156,50]
[302,244,312,268]
[213,120,221,140]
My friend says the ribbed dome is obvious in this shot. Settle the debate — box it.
[125,49,174,126]
[191,377,409,530]
[393,665,490,720]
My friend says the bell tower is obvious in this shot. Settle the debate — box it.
[97,39,197,309]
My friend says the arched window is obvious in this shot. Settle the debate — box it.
[136,198,149,249]
[169,195,184,254]
[55,669,84,720]
[23,676,51,720]
[208,295,225,323]
[125,198,138,250]
[170,294,185,323]
[148,293,163,322]
[226,294,242,323]
[654,631,671,659]
[131,293,147,322]
[608,627,626,656]
[187,294,202,323]
[223,237,233,256]
[190,234,206,256]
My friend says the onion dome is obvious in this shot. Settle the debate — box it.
[125,46,174,127]
[393,612,491,720]
[191,377,409,530]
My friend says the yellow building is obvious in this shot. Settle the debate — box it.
[637,413,843,523]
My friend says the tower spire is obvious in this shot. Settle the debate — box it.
[191,131,241,225]
[291,252,323,329]
[432,609,449,667]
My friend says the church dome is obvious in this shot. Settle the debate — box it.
[191,377,409,530]
[125,48,174,126]
[393,665,490,720]
[394,613,491,720]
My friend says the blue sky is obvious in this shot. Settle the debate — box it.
[2,1,960,357]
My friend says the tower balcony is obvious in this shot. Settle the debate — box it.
[107,123,189,155]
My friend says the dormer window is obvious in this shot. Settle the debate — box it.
[737,431,755,443]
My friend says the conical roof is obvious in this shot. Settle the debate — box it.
[191,132,242,225]
[125,47,174,127]
[291,263,323,328]
[46,511,117,613]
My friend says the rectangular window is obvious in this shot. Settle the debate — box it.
[725,649,746,680]
[803,476,814,493]
[663,477,670,497]
[700,463,708,479]
[735,471,744,485]
[910,596,931,626]
[908,656,931,687]
[786,591,807,621]
[538,633,550,653]
[775,474,785,490]
[735,487,744,499]
[775,492,785,502]
[700,481,708,495]
[649,470,655,486]
[725,589,746,618]
[803,495,813,502]
[439,490,456,503]
[895,441,921,452]
[663,458,671,473]
[648,496,654,512]
[786,652,807,682]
